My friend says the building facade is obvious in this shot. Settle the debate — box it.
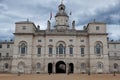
[0,3,120,74]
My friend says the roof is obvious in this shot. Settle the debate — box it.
[85,21,106,29]
[0,41,14,44]
[88,22,106,24]
[15,21,34,24]
[15,21,37,28]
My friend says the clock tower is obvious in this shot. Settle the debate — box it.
[55,2,69,31]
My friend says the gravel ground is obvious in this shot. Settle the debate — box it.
[0,73,120,80]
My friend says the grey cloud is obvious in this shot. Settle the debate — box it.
[76,1,120,25]
[0,28,14,41]
[0,0,120,40]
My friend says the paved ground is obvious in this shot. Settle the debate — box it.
[0,73,120,80]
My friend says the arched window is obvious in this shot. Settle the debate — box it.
[95,42,103,56]
[56,41,66,56]
[4,63,9,69]
[96,44,101,54]
[19,42,27,56]
[59,44,64,54]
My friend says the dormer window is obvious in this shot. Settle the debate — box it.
[96,26,99,30]
[22,26,26,30]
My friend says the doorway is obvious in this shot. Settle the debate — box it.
[56,61,66,73]
[48,63,53,73]
[69,63,74,73]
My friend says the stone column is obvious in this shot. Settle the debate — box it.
[53,62,55,73]
[66,63,69,74]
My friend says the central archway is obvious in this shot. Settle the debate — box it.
[56,61,66,73]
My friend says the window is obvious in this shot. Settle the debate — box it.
[38,40,42,42]
[69,39,73,42]
[49,39,53,42]
[69,47,73,55]
[22,26,26,30]
[21,44,26,54]
[7,44,10,48]
[56,42,66,56]
[37,47,41,56]
[114,63,118,69]
[97,62,103,69]
[49,47,52,55]
[81,47,84,56]
[4,63,9,69]
[0,44,2,48]
[0,53,1,57]
[56,47,58,54]
[81,63,86,70]
[95,42,103,56]
[96,44,101,54]
[80,40,84,42]
[6,53,9,57]
[58,44,64,54]
[19,42,27,56]
[96,26,99,30]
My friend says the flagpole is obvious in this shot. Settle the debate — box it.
[69,11,72,29]
[50,10,52,20]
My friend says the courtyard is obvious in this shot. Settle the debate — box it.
[0,73,120,80]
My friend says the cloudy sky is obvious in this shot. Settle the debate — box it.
[0,0,120,41]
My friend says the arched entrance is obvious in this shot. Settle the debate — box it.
[69,63,74,73]
[48,63,53,73]
[56,61,66,73]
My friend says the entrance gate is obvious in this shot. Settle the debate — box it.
[56,61,66,73]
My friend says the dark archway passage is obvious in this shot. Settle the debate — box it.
[56,61,66,73]
[69,63,74,73]
[48,63,53,73]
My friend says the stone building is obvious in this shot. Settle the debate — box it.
[0,2,120,74]
[0,41,13,73]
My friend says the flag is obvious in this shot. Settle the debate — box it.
[50,11,52,20]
